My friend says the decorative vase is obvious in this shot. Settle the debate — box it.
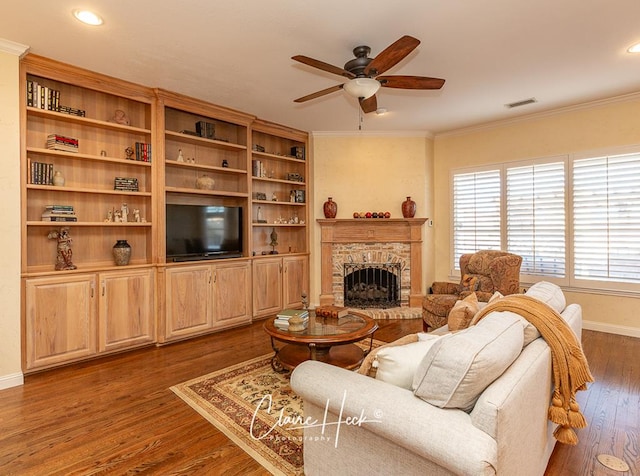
[195,175,215,190]
[323,197,337,218]
[113,240,131,266]
[402,196,416,218]
[52,171,65,186]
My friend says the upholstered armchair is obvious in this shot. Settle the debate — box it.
[422,250,522,331]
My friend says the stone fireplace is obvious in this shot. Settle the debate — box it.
[344,261,402,308]
[318,218,427,316]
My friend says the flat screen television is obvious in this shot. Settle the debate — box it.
[166,204,243,261]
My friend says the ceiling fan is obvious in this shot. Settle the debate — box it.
[292,35,445,113]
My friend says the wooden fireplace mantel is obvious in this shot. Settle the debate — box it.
[317,218,427,307]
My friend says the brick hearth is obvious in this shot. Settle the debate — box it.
[317,218,427,318]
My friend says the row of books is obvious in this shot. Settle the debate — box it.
[133,142,152,162]
[41,205,77,222]
[252,159,267,178]
[47,134,78,153]
[274,309,309,330]
[26,80,86,116]
[114,177,139,192]
[27,159,54,185]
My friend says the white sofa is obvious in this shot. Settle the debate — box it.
[290,283,582,475]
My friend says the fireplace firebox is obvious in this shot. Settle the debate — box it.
[343,263,401,308]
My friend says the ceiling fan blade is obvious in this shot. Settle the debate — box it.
[292,55,355,78]
[359,95,377,114]
[294,84,344,103]
[378,75,445,89]
[364,35,420,76]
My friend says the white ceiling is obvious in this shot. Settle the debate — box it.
[3,0,640,134]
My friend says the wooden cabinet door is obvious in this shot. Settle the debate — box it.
[212,261,251,328]
[282,255,309,309]
[252,257,282,318]
[164,265,213,340]
[24,274,97,370]
[98,269,155,352]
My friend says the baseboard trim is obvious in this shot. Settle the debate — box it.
[0,372,24,390]
[583,320,640,339]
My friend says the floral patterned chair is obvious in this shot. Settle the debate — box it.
[422,250,522,331]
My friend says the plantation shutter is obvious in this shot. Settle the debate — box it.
[506,162,566,277]
[452,169,501,268]
[573,153,640,283]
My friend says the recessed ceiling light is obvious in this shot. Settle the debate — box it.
[73,10,103,26]
[627,43,640,53]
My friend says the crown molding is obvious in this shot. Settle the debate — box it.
[312,130,434,139]
[0,38,30,57]
[436,91,640,138]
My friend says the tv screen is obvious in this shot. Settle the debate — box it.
[166,204,243,261]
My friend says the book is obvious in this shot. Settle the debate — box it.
[276,309,309,320]
[41,215,78,222]
[315,305,349,319]
[274,315,309,329]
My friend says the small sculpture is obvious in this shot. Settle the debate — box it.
[176,149,184,162]
[47,227,77,270]
[125,146,134,160]
[105,210,113,222]
[109,109,130,126]
[133,209,141,222]
[269,228,279,254]
[121,203,129,222]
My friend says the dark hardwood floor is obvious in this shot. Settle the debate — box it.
[0,319,636,475]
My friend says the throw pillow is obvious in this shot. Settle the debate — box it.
[374,335,441,389]
[525,281,566,313]
[447,292,479,331]
[413,313,524,411]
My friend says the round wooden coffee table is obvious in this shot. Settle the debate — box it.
[263,310,378,372]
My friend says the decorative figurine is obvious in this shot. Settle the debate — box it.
[109,109,130,126]
[105,210,113,222]
[257,206,266,223]
[133,209,141,223]
[125,146,134,160]
[176,149,184,162]
[121,203,129,222]
[269,228,279,254]
[272,192,277,201]
[47,227,77,270]
[222,159,229,168]
[114,210,122,222]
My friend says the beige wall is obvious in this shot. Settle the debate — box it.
[433,96,640,336]
[0,46,26,388]
[310,132,435,306]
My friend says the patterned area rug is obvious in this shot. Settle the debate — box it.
[171,341,383,476]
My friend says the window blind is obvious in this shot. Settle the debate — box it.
[573,153,640,283]
[506,162,566,277]
[453,170,501,268]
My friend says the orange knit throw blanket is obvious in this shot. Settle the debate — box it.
[473,294,594,445]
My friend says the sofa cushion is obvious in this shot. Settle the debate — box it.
[374,335,441,389]
[525,281,566,313]
[447,292,480,331]
[413,313,524,411]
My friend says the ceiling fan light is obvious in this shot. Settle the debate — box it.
[343,78,380,99]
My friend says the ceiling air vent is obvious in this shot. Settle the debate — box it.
[505,97,537,109]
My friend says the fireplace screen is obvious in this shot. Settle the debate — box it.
[343,263,401,308]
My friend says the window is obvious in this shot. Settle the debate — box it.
[573,152,640,286]
[451,147,640,291]
[452,169,501,268]
[506,161,565,278]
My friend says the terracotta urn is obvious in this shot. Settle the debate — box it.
[402,196,417,218]
[323,197,337,218]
